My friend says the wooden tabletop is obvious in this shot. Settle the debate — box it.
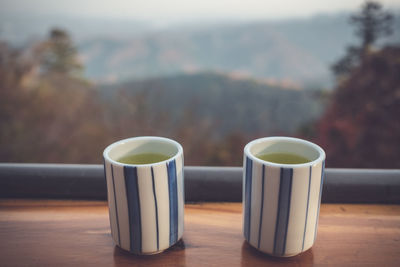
[0,200,399,266]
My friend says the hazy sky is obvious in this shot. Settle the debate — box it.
[1,0,399,21]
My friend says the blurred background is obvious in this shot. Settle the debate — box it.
[0,0,399,167]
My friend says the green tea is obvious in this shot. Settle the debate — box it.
[256,152,310,164]
[117,153,170,165]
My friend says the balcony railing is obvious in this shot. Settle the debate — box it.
[0,163,399,203]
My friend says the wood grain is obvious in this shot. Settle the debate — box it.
[0,200,399,266]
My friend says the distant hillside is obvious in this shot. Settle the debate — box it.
[81,15,352,86]
[2,12,398,87]
[81,13,399,87]
[100,72,324,137]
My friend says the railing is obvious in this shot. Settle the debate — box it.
[0,163,399,203]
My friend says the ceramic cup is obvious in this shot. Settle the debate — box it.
[103,136,184,255]
[243,136,325,257]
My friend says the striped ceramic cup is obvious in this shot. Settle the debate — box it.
[103,136,184,255]
[243,136,325,257]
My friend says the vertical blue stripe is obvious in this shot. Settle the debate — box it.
[244,157,253,242]
[314,160,325,242]
[273,168,293,256]
[110,164,121,246]
[257,164,265,249]
[181,154,185,230]
[181,155,185,203]
[167,160,178,246]
[282,168,293,254]
[302,166,312,251]
[102,158,107,186]
[103,159,113,240]
[151,166,159,251]
[124,166,142,254]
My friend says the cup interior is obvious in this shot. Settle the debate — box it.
[248,137,323,163]
[105,137,180,163]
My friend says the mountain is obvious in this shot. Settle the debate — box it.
[80,15,355,87]
[80,13,398,87]
[100,72,324,137]
[2,12,399,87]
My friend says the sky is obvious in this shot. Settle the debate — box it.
[1,0,400,22]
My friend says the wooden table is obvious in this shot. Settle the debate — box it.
[0,200,399,266]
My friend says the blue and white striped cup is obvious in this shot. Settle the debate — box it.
[243,136,325,257]
[103,136,184,255]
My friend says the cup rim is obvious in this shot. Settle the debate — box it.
[103,136,183,167]
[244,136,325,168]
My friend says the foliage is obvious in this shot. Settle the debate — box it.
[314,1,400,168]
[0,32,110,163]
[317,46,400,168]
[2,7,399,168]
[0,30,323,166]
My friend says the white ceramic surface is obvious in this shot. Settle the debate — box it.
[103,136,184,254]
[243,136,325,257]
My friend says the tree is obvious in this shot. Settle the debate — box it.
[316,46,400,168]
[0,31,111,164]
[351,1,393,52]
[41,28,83,76]
[315,1,399,168]
[332,1,393,78]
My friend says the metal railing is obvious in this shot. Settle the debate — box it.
[0,163,399,203]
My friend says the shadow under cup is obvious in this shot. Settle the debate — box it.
[243,137,325,257]
[103,136,184,255]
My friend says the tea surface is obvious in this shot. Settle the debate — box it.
[256,152,310,164]
[117,153,170,164]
